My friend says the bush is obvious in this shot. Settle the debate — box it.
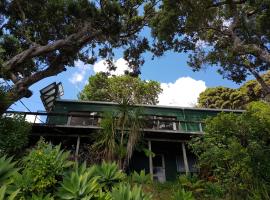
[111,183,151,200]
[190,101,270,198]
[0,115,31,155]
[0,155,18,185]
[57,163,103,200]
[172,189,194,200]
[94,161,125,190]
[14,139,73,196]
[131,170,152,185]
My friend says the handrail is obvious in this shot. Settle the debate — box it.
[2,111,205,133]
[3,111,205,124]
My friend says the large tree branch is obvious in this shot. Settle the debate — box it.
[3,24,100,73]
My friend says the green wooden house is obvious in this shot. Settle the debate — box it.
[5,83,243,182]
[37,98,243,182]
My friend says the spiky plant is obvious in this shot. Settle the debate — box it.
[111,183,151,200]
[0,155,18,185]
[131,170,152,185]
[94,161,125,190]
[172,189,195,200]
[57,162,102,200]
[0,185,20,200]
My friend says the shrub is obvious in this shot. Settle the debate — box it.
[14,139,73,196]
[94,161,125,190]
[131,170,152,185]
[0,185,20,200]
[172,189,194,200]
[0,155,18,185]
[57,163,104,200]
[111,183,151,200]
[0,115,31,155]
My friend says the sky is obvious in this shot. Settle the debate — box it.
[9,48,243,113]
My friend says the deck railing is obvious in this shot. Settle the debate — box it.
[2,111,204,133]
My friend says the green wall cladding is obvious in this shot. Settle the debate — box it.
[51,100,243,132]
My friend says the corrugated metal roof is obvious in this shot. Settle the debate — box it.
[55,99,245,113]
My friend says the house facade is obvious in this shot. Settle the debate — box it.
[5,84,243,182]
[34,99,242,182]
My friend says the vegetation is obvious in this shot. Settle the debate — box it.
[0,0,157,113]
[149,1,270,97]
[91,106,145,170]
[198,71,270,109]
[0,115,31,155]
[190,101,270,199]
[79,73,162,105]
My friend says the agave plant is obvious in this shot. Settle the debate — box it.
[0,185,20,200]
[0,155,18,185]
[111,183,151,200]
[94,161,125,190]
[57,162,102,200]
[30,193,54,200]
[131,170,152,185]
[172,189,195,200]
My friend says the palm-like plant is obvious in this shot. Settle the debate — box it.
[57,163,101,200]
[94,161,125,190]
[0,185,20,200]
[111,183,151,200]
[0,155,18,185]
[131,170,152,185]
[172,189,195,200]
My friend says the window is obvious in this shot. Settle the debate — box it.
[69,112,100,126]
[144,115,178,131]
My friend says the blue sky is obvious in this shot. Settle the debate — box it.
[10,48,243,113]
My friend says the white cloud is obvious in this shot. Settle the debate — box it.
[69,60,91,84]
[93,58,132,76]
[158,77,206,107]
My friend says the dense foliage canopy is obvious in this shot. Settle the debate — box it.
[0,0,157,113]
[198,71,270,109]
[190,102,270,199]
[149,0,270,96]
[79,73,162,105]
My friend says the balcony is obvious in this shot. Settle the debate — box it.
[2,111,204,135]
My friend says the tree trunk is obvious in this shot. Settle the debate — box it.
[249,68,270,97]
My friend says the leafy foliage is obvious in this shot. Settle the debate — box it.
[14,139,73,195]
[111,183,151,200]
[131,170,152,185]
[94,161,125,190]
[0,0,157,112]
[0,155,18,185]
[149,1,270,96]
[190,101,270,198]
[57,162,103,200]
[172,189,194,200]
[0,115,31,155]
[79,73,162,105]
[198,71,270,109]
[0,185,20,200]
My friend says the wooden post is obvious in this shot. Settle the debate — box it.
[148,140,153,179]
[199,122,203,132]
[75,136,80,162]
[182,142,189,175]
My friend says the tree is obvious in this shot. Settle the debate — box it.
[198,71,270,109]
[190,102,270,199]
[79,73,162,105]
[0,0,158,113]
[149,1,270,97]
[81,73,162,169]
